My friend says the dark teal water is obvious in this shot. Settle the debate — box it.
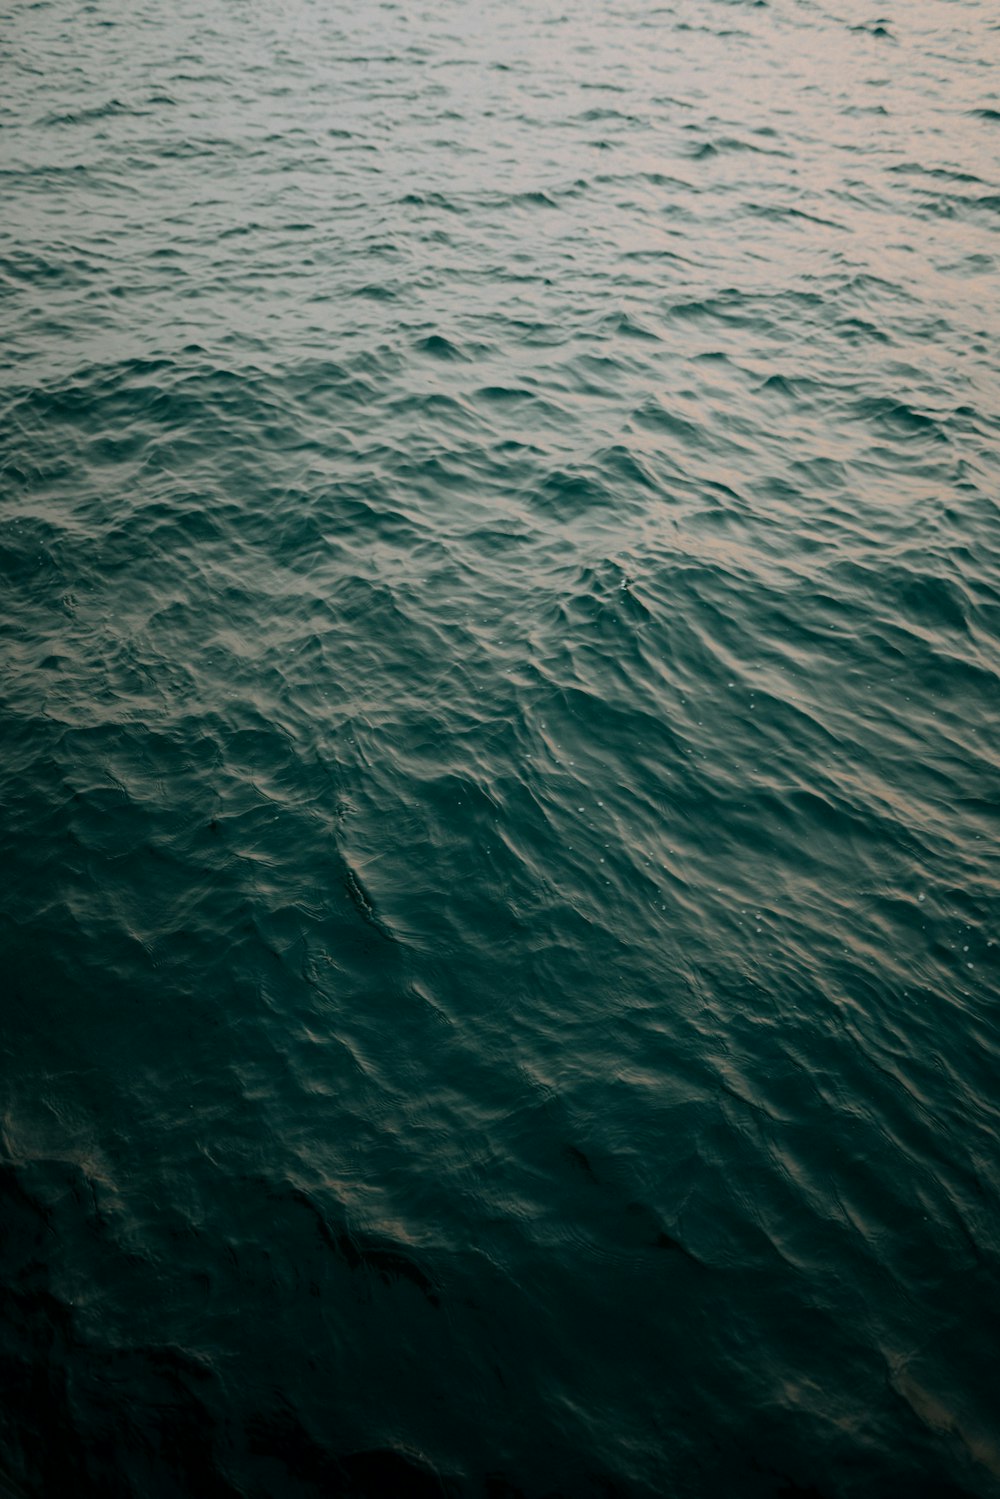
[2,0,999,1494]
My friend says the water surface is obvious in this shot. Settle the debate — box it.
[2,0,999,1494]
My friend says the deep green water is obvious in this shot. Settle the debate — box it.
[2,0,999,1494]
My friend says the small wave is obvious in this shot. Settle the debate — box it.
[849,19,895,38]
[38,97,141,126]
[4,2,1000,1494]
[854,395,948,442]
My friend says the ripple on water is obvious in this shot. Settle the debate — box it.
[2,0,999,1494]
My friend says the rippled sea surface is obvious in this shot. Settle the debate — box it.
[3,0,1000,1493]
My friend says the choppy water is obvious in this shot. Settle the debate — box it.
[2,0,1000,1493]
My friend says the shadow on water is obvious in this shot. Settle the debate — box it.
[1,1152,991,1498]
[258,1177,442,1305]
[0,1151,458,1497]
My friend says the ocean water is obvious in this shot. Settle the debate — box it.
[2,0,999,1494]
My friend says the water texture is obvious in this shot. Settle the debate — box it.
[2,0,999,1493]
